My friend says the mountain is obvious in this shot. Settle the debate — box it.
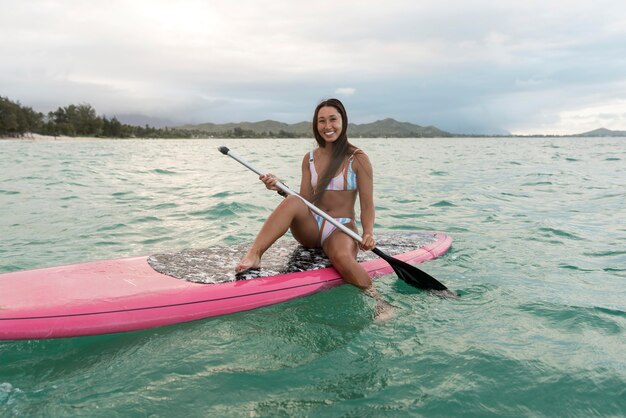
[115,114,176,128]
[177,120,309,136]
[348,118,452,138]
[575,128,626,137]
[176,118,453,138]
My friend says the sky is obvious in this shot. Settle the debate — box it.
[1,0,625,135]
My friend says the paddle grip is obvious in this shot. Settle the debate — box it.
[218,146,364,244]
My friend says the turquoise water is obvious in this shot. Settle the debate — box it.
[1,137,625,417]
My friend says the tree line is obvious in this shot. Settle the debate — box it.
[0,96,194,139]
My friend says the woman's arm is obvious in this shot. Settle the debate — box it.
[299,153,314,201]
[354,152,375,250]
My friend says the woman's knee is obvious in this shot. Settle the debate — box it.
[279,195,306,212]
[328,250,357,273]
[329,253,371,289]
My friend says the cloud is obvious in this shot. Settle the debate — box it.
[335,88,356,96]
[514,97,626,136]
[1,0,625,133]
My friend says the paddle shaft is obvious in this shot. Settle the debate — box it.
[219,146,364,243]
[219,145,452,292]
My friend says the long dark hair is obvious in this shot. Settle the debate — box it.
[312,98,357,202]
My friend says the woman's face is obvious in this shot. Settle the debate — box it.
[316,106,343,143]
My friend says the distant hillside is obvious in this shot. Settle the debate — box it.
[116,114,176,128]
[575,128,626,137]
[177,118,453,138]
[349,118,451,138]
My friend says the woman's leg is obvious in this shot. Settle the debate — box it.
[236,196,319,272]
[323,229,394,319]
[322,230,370,288]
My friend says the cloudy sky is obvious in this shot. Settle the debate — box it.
[1,0,625,135]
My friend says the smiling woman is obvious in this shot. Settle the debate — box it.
[233,98,398,317]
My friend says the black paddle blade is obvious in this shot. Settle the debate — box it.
[371,247,450,292]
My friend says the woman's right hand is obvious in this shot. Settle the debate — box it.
[259,173,279,191]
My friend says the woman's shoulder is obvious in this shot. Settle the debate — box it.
[348,145,366,157]
[301,150,314,167]
[349,147,371,171]
[349,147,369,161]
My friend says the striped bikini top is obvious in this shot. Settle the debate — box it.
[309,149,359,191]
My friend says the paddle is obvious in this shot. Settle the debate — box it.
[219,146,451,292]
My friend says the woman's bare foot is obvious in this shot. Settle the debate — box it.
[235,251,261,273]
[363,285,395,320]
[374,300,395,321]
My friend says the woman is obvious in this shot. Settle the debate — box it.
[236,98,391,317]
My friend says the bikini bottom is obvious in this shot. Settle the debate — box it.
[311,212,355,245]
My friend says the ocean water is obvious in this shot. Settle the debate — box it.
[0,137,624,417]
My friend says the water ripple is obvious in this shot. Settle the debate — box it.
[519,302,624,335]
[1,137,625,417]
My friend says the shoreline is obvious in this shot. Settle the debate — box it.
[0,133,165,141]
[2,133,625,141]
[0,133,85,141]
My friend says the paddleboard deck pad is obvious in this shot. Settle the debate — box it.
[147,231,440,283]
[0,231,452,340]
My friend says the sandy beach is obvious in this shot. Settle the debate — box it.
[1,133,104,141]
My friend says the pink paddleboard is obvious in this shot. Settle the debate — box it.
[0,231,452,340]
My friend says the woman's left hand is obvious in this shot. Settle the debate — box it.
[359,232,376,251]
